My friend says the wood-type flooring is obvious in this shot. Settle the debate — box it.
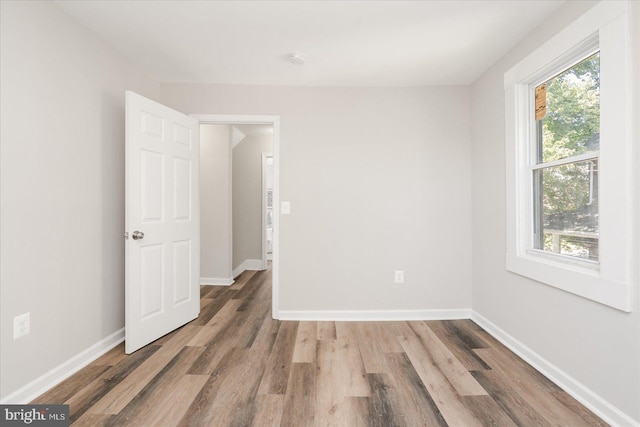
[33,265,607,426]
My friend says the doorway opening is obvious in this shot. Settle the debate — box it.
[194,115,280,319]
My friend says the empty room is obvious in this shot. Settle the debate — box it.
[1,1,639,426]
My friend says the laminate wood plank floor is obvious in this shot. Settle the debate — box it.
[33,265,608,426]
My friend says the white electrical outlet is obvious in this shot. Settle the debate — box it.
[13,312,30,339]
[394,270,404,284]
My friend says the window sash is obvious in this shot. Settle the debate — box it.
[530,151,599,171]
[529,53,601,264]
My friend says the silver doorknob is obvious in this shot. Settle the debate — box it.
[132,231,145,240]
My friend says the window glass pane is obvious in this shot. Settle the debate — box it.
[534,159,599,261]
[537,52,600,163]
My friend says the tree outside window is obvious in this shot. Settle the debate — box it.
[533,53,600,262]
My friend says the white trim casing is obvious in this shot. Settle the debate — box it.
[0,328,125,404]
[192,114,281,319]
[504,1,633,311]
[471,311,640,427]
[200,277,234,286]
[278,309,471,322]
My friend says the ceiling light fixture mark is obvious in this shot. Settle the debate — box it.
[289,52,306,65]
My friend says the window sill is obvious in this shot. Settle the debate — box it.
[506,252,630,312]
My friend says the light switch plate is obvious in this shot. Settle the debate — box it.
[394,270,404,284]
[281,201,291,215]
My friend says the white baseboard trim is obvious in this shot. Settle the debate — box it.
[278,308,471,321]
[200,276,234,286]
[232,259,265,278]
[0,328,125,404]
[471,311,639,427]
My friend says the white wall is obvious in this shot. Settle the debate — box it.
[0,1,473,400]
[7,2,634,422]
[160,85,472,313]
[471,0,640,423]
[0,1,159,399]
[232,133,273,271]
[200,125,233,283]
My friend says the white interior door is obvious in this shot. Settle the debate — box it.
[125,91,200,354]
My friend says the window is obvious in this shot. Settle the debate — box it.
[504,2,632,311]
[532,52,600,265]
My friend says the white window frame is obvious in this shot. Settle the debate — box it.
[505,1,632,311]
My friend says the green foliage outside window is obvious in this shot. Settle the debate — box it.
[536,52,599,260]
[542,53,600,165]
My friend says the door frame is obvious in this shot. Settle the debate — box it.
[192,114,280,319]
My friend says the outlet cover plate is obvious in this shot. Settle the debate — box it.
[14,312,30,339]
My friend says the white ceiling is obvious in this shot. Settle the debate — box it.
[53,0,564,87]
